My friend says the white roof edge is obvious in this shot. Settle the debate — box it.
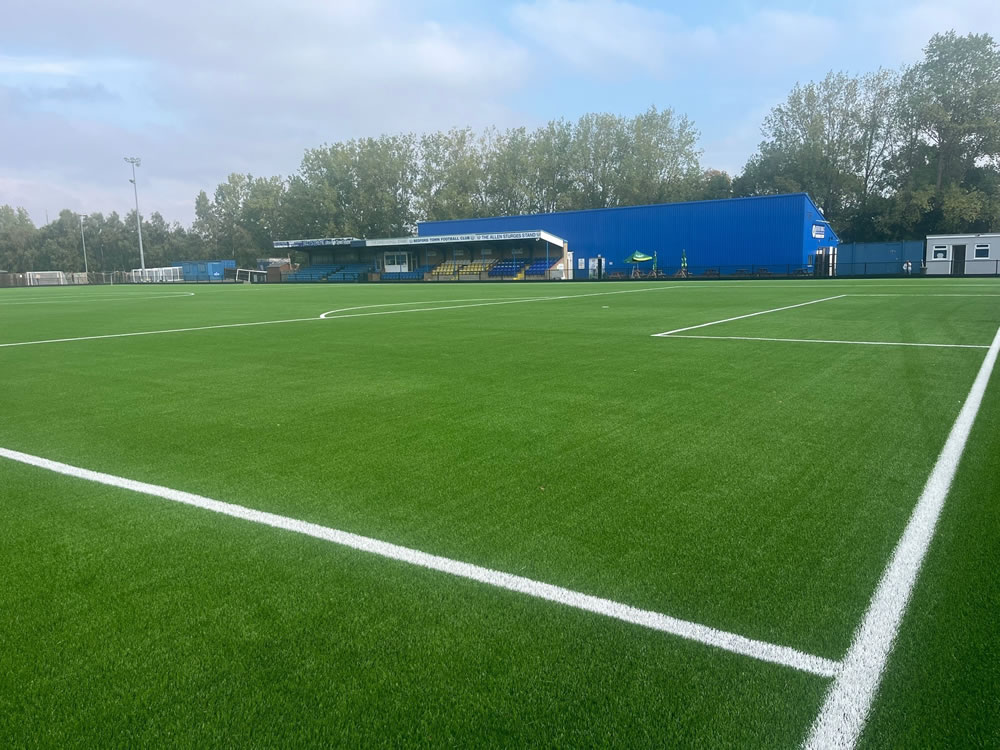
[365,230,567,247]
[538,230,567,247]
[926,233,1000,239]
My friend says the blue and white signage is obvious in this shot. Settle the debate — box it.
[272,237,358,249]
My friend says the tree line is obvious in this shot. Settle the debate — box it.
[2,30,998,273]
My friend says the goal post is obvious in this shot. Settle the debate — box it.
[130,266,184,283]
[236,268,268,284]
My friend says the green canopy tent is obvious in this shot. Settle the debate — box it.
[625,250,653,278]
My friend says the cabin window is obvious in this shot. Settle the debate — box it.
[974,244,990,259]
[932,245,948,260]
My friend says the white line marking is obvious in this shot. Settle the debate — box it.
[652,295,846,336]
[0,286,675,349]
[320,286,675,319]
[660,335,989,350]
[804,325,1000,749]
[319,297,534,316]
[848,293,1000,298]
[0,445,837,677]
[0,316,320,349]
[0,292,195,305]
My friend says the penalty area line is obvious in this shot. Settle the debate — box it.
[651,295,846,336]
[0,446,837,678]
[804,324,1000,750]
[659,335,989,350]
[319,286,679,319]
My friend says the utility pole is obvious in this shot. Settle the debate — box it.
[124,156,145,270]
[79,214,89,274]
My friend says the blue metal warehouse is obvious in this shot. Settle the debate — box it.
[419,193,838,278]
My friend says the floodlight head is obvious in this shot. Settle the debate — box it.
[124,156,141,167]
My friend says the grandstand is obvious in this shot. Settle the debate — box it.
[525,257,558,277]
[381,264,435,281]
[284,264,340,282]
[327,263,373,282]
[489,259,528,278]
[430,260,468,278]
[455,260,496,279]
[462,260,497,273]
[275,230,570,283]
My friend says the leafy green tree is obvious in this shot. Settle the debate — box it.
[617,106,702,205]
[901,31,1000,191]
[416,128,486,221]
[243,176,287,251]
[696,170,734,200]
[348,135,418,236]
[192,190,219,255]
[0,205,38,272]
[567,112,628,209]
[482,127,536,217]
[528,119,575,214]
[737,72,863,219]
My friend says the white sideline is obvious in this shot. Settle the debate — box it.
[0,286,674,349]
[804,325,1000,750]
[660,335,989,350]
[652,295,846,336]
[0,316,321,348]
[0,292,195,305]
[0,446,837,678]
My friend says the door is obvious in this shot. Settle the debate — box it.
[952,245,966,276]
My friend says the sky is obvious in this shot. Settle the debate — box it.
[2,0,1000,226]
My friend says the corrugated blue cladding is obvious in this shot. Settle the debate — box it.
[418,194,839,271]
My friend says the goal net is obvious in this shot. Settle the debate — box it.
[236,268,268,284]
[130,266,184,283]
[26,271,68,286]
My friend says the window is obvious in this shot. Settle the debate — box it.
[974,244,990,259]
[932,245,948,260]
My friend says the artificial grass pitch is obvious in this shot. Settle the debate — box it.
[1,279,998,746]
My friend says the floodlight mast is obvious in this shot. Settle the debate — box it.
[124,156,145,270]
[79,214,88,274]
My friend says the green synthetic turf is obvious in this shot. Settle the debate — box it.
[859,353,1000,749]
[1,278,998,746]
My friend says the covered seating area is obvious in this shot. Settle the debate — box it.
[273,230,571,282]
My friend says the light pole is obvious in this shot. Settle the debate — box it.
[79,214,89,275]
[124,156,145,270]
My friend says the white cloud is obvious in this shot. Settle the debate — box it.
[511,0,680,75]
[0,1,532,224]
[852,0,1000,61]
[510,0,840,78]
[0,56,83,76]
